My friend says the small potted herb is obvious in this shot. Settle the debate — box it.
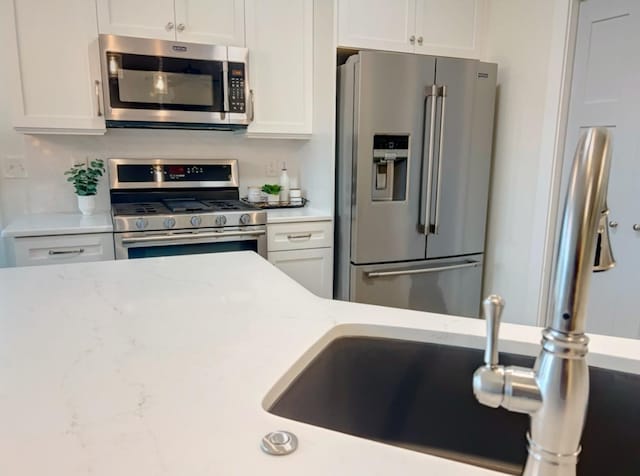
[64,158,105,215]
[261,184,282,205]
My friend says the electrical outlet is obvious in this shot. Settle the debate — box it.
[3,156,27,179]
[266,160,278,177]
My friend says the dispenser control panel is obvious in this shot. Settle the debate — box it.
[372,134,409,202]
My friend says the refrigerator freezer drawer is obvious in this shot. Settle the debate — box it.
[350,255,483,318]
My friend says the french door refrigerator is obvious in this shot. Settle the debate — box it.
[335,51,497,318]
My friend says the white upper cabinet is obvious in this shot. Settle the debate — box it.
[97,0,245,46]
[338,0,416,53]
[338,0,486,59]
[11,0,106,134]
[245,0,313,138]
[174,0,245,46]
[414,0,485,58]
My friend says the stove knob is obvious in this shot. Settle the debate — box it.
[164,217,176,229]
[190,216,202,227]
[239,214,251,225]
[215,215,227,226]
[135,218,148,230]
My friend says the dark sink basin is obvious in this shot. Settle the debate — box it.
[268,336,640,475]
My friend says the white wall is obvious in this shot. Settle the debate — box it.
[0,0,336,267]
[481,0,574,326]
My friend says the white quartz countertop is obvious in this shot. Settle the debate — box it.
[266,207,332,223]
[1,212,113,237]
[1,252,638,476]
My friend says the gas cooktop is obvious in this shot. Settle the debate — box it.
[108,158,267,233]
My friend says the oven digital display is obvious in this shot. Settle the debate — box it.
[117,164,233,183]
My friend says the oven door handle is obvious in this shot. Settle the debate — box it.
[121,229,265,245]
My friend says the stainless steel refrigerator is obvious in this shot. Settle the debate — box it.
[335,51,497,318]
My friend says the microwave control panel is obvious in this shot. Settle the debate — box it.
[228,63,246,113]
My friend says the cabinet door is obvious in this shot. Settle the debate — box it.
[174,0,245,46]
[268,248,333,298]
[11,0,106,134]
[338,0,416,53]
[414,0,486,59]
[245,0,313,137]
[96,0,176,40]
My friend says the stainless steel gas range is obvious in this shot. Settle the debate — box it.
[109,158,267,260]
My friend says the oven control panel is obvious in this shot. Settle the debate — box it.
[228,62,246,114]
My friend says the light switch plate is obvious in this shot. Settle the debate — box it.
[266,160,278,177]
[3,155,28,179]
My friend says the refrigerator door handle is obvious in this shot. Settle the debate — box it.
[366,259,480,278]
[422,84,439,235]
[433,85,447,235]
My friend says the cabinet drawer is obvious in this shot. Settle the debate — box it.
[13,233,115,267]
[268,221,333,251]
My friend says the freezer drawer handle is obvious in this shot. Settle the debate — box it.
[48,248,85,256]
[366,260,480,278]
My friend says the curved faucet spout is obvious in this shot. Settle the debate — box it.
[473,127,614,476]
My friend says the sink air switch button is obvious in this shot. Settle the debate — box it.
[260,431,298,456]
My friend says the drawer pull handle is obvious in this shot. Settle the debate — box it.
[48,248,85,256]
[287,233,312,240]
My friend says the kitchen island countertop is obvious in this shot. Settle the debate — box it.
[1,251,638,476]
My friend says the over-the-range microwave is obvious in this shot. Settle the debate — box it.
[98,34,251,130]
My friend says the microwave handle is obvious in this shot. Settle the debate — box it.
[222,61,230,113]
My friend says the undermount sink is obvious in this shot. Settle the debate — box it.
[266,336,640,475]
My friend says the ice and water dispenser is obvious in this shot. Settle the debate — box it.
[372,134,408,201]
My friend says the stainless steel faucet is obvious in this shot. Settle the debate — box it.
[473,127,614,475]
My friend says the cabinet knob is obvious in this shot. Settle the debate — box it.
[176,23,185,32]
[609,220,618,228]
[409,35,416,44]
[633,224,640,231]
[417,36,423,45]
[165,22,175,31]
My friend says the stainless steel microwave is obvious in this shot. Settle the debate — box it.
[98,34,251,130]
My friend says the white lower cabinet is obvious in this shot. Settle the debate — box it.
[267,220,333,298]
[11,233,115,267]
[268,248,333,299]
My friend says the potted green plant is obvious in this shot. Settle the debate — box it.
[261,184,282,205]
[64,158,105,215]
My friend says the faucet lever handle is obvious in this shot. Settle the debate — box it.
[483,294,505,367]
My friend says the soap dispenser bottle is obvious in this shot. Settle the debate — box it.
[279,162,290,204]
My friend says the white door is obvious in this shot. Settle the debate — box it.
[562,0,640,338]
[245,0,313,136]
[96,0,177,40]
[11,0,105,134]
[268,248,333,298]
[337,0,416,53]
[174,0,245,45]
[414,0,486,59]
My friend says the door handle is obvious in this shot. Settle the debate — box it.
[121,229,265,245]
[433,85,447,235]
[422,85,439,235]
[366,260,480,278]
[94,80,102,117]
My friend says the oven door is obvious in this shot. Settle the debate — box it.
[99,35,247,127]
[114,227,266,260]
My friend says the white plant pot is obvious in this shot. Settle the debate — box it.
[77,195,96,216]
[267,193,280,205]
